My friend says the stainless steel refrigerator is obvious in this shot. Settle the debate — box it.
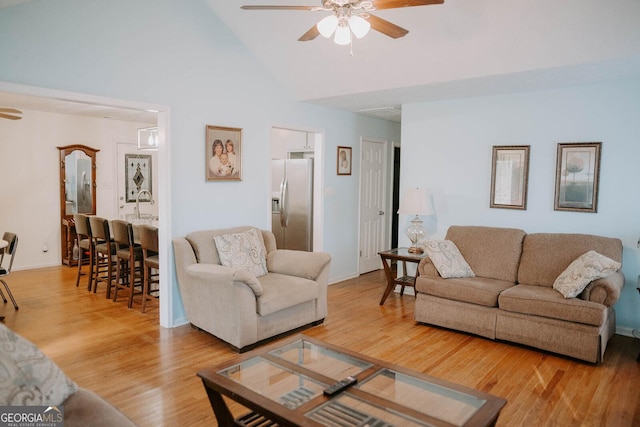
[271,159,313,251]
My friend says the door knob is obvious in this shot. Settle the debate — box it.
[379,211,385,215]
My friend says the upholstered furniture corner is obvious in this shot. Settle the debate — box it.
[415,225,624,363]
[0,323,136,427]
[173,226,331,352]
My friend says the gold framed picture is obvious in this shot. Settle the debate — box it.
[206,125,242,181]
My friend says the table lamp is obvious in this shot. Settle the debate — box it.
[398,187,433,253]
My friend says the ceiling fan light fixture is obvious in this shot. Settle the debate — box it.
[348,15,370,38]
[333,24,351,45]
[317,14,339,38]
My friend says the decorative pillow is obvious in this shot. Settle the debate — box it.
[553,250,621,298]
[213,228,268,277]
[423,240,475,278]
[0,323,78,406]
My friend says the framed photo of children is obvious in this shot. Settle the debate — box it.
[206,125,242,181]
[337,146,352,176]
[554,142,601,213]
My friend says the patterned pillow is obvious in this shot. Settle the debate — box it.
[0,323,78,405]
[423,240,475,278]
[553,250,621,298]
[213,228,268,277]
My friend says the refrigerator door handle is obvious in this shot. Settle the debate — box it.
[280,179,288,227]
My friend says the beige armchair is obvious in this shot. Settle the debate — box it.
[173,226,331,352]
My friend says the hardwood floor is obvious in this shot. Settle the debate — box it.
[1,265,639,426]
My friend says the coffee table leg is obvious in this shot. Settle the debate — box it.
[203,383,235,425]
[379,255,395,305]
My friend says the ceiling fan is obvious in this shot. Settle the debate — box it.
[0,108,22,121]
[241,0,444,45]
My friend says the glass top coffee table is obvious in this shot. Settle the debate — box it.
[198,335,506,426]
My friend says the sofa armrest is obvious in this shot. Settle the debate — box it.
[186,264,263,296]
[580,271,625,307]
[267,250,331,281]
[418,256,440,277]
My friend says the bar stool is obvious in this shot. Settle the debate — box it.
[111,220,143,308]
[138,224,159,313]
[89,216,116,299]
[73,214,94,290]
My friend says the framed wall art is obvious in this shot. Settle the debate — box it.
[554,142,601,213]
[337,146,352,176]
[206,125,242,181]
[125,153,152,202]
[490,145,530,210]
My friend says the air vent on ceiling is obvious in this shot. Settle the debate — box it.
[357,106,402,123]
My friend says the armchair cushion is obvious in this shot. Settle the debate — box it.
[213,228,268,277]
[553,251,621,298]
[256,273,320,316]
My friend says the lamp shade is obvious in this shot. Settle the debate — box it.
[397,187,433,216]
[333,24,351,45]
[317,15,339,38]
[349,15,370,39]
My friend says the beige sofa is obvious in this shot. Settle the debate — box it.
[415,226,625,363]
[0,323,136,426]
[173,226,331,352]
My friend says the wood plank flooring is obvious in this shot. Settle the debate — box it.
[1,265,639,426]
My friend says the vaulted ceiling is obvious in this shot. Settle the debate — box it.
[2,0,639,123]
[205,0,640,118]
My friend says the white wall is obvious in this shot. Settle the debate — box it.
[0,0,400,325]
[0,109,148,270]
[401,78,640,332]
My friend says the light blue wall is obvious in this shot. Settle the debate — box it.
[0,0,400,324]
[401,78,640,332]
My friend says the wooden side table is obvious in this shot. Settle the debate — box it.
[378,248,428,305]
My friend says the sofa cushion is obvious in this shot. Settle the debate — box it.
[445,226,526,282]
[423,240,475,278]
[518,233,622,288]
[0,324,78,406]
[256,273,320,316]
[553,251,621,298]
[416,276,515,307]
[214,228,268,277]
[498,284,606,326]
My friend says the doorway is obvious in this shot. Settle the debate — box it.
[0,81,172,328]
[358,137,388,274]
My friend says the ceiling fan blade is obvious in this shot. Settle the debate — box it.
[299,25,320,41]
[373,0,444,10]
[0,108,22,114]
[366,14,409,39]
[241,5,317,10]
[0,112,22,120]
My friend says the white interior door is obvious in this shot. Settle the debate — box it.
[359,138,387,274]
[117,143,158,221]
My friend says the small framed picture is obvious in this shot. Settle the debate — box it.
[490,145,530,210]
[554,142,601,213]
[206,125,242,181]
[337,146,352,176]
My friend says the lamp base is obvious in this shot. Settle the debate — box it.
[408,246,424,254]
